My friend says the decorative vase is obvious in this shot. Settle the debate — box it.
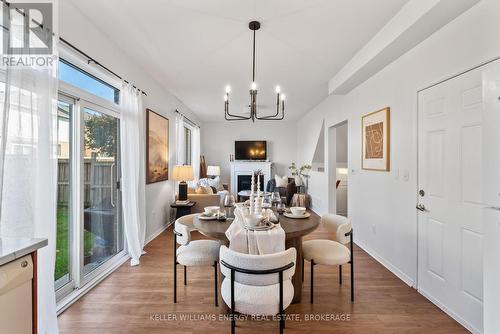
[294,175,304,187]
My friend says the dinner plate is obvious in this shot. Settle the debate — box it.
[243,221,274,231]
[283,212,311,219]
[198,214,219,221]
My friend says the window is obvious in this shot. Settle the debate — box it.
[59,59,120,104]
[55,59,125,304]
[184,126,192,165]
[55,98,72,292]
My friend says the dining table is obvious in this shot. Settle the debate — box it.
[193,210,320,303]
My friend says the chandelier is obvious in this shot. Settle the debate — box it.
[224,21,285,121]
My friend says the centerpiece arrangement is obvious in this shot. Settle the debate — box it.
[289,162,312,193]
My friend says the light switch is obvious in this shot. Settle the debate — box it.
[403,170,410,181]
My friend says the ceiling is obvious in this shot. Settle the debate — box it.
[67,0,409,121]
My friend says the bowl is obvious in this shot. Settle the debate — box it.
[290,207,306,216]
[204,206,220,216]
[244,214,264,227]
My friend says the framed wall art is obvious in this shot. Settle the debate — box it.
[362,107,390,171]
[146,109,169,183]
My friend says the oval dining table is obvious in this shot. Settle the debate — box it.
[193,211,320,304]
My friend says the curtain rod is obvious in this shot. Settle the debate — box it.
[0,0,148,96]
[59,38,148,96]
[175,109,200,128]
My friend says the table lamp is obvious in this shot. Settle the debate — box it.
[206,165,221,178]
[172,165,194,202]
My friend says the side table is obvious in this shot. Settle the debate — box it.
[170,202,196,220]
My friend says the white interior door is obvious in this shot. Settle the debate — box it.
[417,68,483,333]
[482,62,500,334]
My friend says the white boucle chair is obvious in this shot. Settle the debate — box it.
[302,214,354,303]
[173,214,220,306]
[219,246,296,334]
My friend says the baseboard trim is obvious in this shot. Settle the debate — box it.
[145,223,170,245]
[418,288,480,334]
[307,208,415,287]
[354,238,416,288]
[57,225,170,316]
[57,254,130,315]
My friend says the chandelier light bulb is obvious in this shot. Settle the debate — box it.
[225,85,231,93]
[275,85,281,94]
[281,94,286,101]
[251,82,257,90]
[224,94,228,102]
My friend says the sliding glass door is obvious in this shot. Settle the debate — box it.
[55,97,74,295]
[81,103,123,279]
[55,95,125,301]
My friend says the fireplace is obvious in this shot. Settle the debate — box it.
[230,161,273,195]
[237,174,264,193]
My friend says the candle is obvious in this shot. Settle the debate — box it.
[257,175,260,198]
[249,173,255,214]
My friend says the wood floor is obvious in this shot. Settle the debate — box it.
[58,223,467,334]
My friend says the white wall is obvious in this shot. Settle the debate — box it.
[60,1,202,240]
[297,0,500,285]
[201,121,297,187]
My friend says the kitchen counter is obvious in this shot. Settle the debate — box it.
[0,238,48,266]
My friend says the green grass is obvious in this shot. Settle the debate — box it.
[55,205,95,281]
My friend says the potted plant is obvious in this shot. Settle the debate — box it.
[289,162,312,193]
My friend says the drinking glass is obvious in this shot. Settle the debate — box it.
[271,192,281,206]
[224,194,235,207]
[277,203,286,215]
[263,196,271,207]
[217,209,226,221]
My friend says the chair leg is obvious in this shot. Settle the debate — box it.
[350,229,354,302]
[231,269,236,334]
[302,257,304,282]
[173,234,177,303]
[350,259,354,302]
[214,261,218,307]
[310,260,314,304]
[339,265,342,285]
[279,271,284,334]
[173,262,177,303]
[184,266,187,285]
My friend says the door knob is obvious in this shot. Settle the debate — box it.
[416,203,427,212]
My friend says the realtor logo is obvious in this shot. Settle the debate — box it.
[2,2,53,55]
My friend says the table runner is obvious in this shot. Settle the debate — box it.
[225,207,285,255]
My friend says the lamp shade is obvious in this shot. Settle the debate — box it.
[206,165,221,176]
[172,165,194,181]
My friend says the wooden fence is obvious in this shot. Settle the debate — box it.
[57,158,115,207]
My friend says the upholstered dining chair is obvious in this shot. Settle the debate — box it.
[302,214,354,303]
[173,214,220,306]
[219,246,296,334]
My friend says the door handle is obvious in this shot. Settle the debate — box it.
[416,203,428,212]
[110,163,116,208]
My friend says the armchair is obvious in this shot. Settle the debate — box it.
[266,177,297,205]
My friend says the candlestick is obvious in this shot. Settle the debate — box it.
[257,174,260,198]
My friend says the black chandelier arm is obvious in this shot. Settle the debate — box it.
[225,96,253,120]
[256,99,285,120]
[225,111,252,120]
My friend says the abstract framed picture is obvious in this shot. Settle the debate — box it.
[362,107,390,171]
[146,109,169,183]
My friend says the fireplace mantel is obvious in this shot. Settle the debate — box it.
[230,161,273,195]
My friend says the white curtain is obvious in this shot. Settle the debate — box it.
[175,113,185,165]
[119,83,146,266]
[192,126,200,183]
[0,3,59,333]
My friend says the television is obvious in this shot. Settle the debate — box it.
[235,141,267,161]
